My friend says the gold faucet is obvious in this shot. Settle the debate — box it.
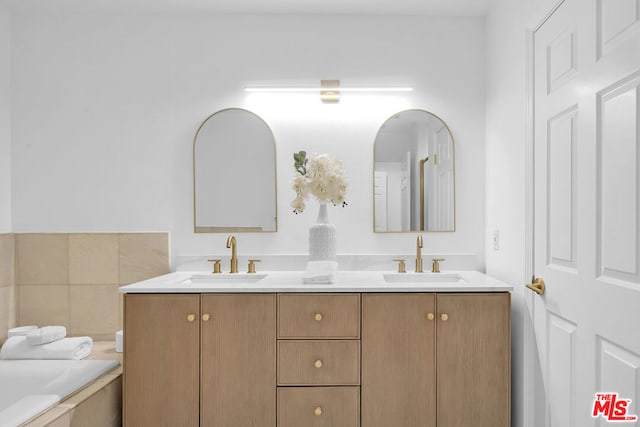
[416,234,423,273]
[226,235,238,273]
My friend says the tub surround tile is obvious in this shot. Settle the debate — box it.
[0,286,15,342]
[18,285,70,329]
[0,234,16,343]
[14,232,168,340]
[17,234,69,286]
[70,285,119,337]
[69,234,119,285]
[0,233,15,288]
[119,233,169,285]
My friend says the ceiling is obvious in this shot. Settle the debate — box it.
[5,0,499,16]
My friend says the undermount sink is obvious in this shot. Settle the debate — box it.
[383,272,463,284]
[180,273,268,285]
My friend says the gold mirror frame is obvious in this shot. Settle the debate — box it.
[193,108,278,233]
[373,109,456,233]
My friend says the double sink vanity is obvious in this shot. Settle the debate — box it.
[120,258,512,427]
[120,106,509,426]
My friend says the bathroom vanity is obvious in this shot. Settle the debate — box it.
[120,271,511,427]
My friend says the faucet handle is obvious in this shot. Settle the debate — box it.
[431,258,445,273]
[207,259,222,274]
[393,259,407,273]
[247,259,261,274]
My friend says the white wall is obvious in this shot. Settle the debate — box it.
[0,5,10,233]
[10,11,486,265]
[485,1,545,426]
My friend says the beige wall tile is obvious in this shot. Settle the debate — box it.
[118,292,123,330]
[18,285,70,328]
[70,285,119,336]
[0,233,15,288]
[0,286,16,341]
[69,234,119,285]
[17,234,69,286]
[119,233,169,285]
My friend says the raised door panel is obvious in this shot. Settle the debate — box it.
[200,293,276,427]
[361,293,436,427]
[123,294,200,427]
[436,293,510,427]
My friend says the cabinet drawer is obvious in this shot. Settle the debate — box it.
[278,340,360,385]
[278,294,360,339]
[278,387,360,427]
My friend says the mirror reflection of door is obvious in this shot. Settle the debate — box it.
[193,108,277,233]
[374,110,455,232]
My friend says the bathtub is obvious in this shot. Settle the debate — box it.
[0,359,120,427]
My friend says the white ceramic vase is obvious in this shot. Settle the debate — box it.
[309,202,336,261]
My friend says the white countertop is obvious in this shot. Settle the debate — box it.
[119,270,512,293]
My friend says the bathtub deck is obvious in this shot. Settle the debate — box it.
[21,342,122,427]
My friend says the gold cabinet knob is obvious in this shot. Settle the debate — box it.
[314,313,323,321]
[314,406,322,416]
[314,359,323,368]
[441,313,448,321]
[202,313,211,322]
[427,313,434,321]
[186,314,196,322]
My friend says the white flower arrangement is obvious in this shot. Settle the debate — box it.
[291,151,348,214]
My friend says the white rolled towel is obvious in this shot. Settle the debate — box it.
[26,326,67,345]
[0,336,93,360]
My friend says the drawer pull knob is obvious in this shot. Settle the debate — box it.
[314,359,323,368]
[314,406,322,416]
[427,313,434,321]
[441,313,449,321]
[186,314,196,322]
[202,313,211,321]
[314,313,323,321]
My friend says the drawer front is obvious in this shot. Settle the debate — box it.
[278,340,360,385]
[278,294,360,339]
[278,386,360,427]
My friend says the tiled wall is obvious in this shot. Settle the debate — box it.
[0,233,16,342]
[14,233,168,341]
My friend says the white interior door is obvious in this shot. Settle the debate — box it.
[402,152,411,231]
[531,0,640,426]
[374,171,388,232]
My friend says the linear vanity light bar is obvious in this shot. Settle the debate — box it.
[244,87,414,92]
[246,80,412,103]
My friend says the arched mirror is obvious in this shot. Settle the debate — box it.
[194,108,277,232]
[374,109,455,232]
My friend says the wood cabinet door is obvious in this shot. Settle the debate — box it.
[436,293,510,427]
[123,294,200,427]
[361,293,436,427]
[200,294,276,427]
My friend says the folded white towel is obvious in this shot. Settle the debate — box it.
[7,325,38,337]
[303,260,338,284]
[26,326,67,345]
[0,336,93,360]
